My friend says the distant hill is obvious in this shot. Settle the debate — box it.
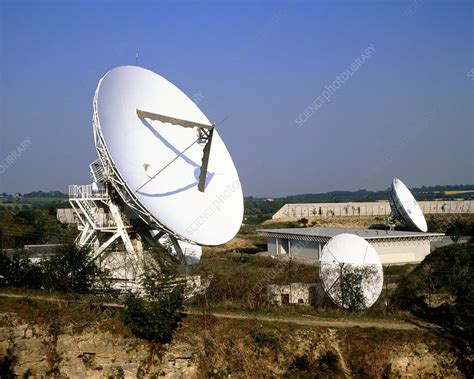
[2,184,473,217]
[1,191,68,198]
[245,184,474,216]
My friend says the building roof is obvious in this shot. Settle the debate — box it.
[257,227,444,243]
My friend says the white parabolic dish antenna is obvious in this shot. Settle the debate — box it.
[389,178,427,232]
[320,234,383,310]
[93,66,244,245]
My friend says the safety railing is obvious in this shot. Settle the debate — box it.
[69,184,108,199]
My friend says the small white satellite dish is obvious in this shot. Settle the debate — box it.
[320,233,383,310]
[389,178,427,232]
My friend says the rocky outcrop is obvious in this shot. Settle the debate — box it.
[0,312,466,378]
[0,313,198,378]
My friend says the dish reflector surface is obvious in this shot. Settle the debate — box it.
[320,233,383,309]
[390,178,427,232]
[94,66,243,245]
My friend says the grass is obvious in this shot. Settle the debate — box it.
[0,288,464,377]
[174,311,451,378]
[0,286,120,304]
[189,303,415,324]
[444,190,474,195]
[191,251,318,308]
[340,327,446,377]
[0,197,68,210]
[0,289,132,338]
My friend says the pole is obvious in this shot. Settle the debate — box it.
[384,265,390,315]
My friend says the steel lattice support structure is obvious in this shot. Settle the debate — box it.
[69,184,145,282]
[69,184,187,286]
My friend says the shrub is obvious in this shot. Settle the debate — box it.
[250,330,280,350]
[290,354,310,371]
[288,350,342,377]
[122,257,185,343]
[298,218,309,227]
[0,244,105,293]
[392,243,473,341]
[123,285,184,343]
[40,244,104,293]
[317,350,340,373]
[0,250,43,289]
[0,346,16,377]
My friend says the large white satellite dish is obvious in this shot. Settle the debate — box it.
[69,66,243,286]
[320,233,383,310]
[389,178,427,232]
[93,66,243,246]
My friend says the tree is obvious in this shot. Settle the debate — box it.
[0,251,43,289]
[393,243,473,341]
[298,217,309,227]
[41,244,104,293]
[122,251,185,343]
[123,285,184,343]
[339,267,366,311]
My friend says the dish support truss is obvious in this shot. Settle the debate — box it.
[69,184,186,286]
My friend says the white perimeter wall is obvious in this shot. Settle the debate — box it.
[273,200,474,219]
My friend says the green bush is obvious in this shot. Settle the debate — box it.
[393,243,473,340]
[123,286,184,343]
[287,350,342,377]
[122,257,185,343]
[289,354,310,372]
[0,251,43,289]
[317,350,340,373]
[40,244,105,294]
[250,330,280,350]
[0,244,105,294]
[0,209,75,249]
[298,218,309,227]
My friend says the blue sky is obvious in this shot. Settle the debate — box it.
[0,0,472,197]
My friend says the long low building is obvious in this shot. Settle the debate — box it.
[272,200,474,219]
[258,227,444,265]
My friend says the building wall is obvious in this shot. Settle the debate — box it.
[290,240,321,259]
[371,239,431,264]
[267,283,320,305]
[267,237,431,265]
[268,238,321,259]
[273,200,474,219]
[267,237,277,254]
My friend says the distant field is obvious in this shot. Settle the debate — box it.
[444,190,474,195]
[0,197,68,210]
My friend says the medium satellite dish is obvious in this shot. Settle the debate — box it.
[320,233,383,310]
[389,178,427,232]
[93,66,244,245]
